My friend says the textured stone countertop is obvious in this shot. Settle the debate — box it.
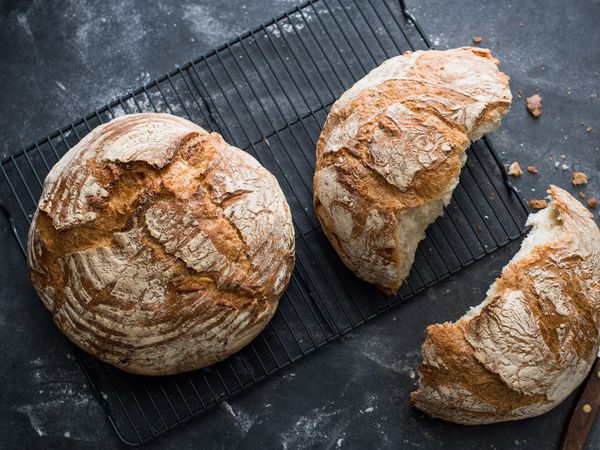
[0,0,598,448]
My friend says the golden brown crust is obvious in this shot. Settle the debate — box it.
[313,48,512,294]
[411,186,600,424]
[27,113,295,375]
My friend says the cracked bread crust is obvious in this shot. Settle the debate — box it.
[411,186,600,424]
[27,113,295,375]
[313,47,512,294]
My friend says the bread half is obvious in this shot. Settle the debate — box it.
[411,185,600,424]
[313,47,512,294]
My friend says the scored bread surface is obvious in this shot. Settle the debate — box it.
[27,113,295,375]
[411,186,600,424]
[313,47,512,294]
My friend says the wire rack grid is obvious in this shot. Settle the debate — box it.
[0,0,528,445]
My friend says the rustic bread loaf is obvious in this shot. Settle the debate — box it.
[27,113,295,375]
[313,47,512,294]
[411,186,600,424]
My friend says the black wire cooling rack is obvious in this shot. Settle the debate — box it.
[0,0,529,445]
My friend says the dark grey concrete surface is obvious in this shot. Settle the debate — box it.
[0,0,599,448]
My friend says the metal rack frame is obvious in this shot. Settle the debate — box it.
[0,0,528,445]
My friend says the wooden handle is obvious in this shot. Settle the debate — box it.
[560,358,600,450]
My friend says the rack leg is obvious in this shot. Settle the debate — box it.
[0,202,25,255]
[397,0,433,48]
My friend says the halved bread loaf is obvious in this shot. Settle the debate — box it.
[313,47,512,294]
[411,186,600,424]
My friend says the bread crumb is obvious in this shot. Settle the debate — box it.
[588,198,597,209]
[409,371,416,379]
[507,162,523,177]
[586,127,592,133]
[527,165,538,174]
[526,94,542,118]
[529,199,548,209]
[561,163,570,170]
[572,172,588,185]
[579,192,586,199]
[472,36,482,44]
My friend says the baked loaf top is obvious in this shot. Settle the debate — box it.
[314,47,511,293]
[411,186,600,424]
[27,113,295,375]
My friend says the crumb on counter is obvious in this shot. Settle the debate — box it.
[527,165,538,174]
[526,94,543,118]
[588,198,597,209]
[586,127,593,133]
[472,36,482,44]
[529,199,548,209]
[561,163,570,171]
[572,171,588,185]
[579,192,586,199]
[507,162,523,177]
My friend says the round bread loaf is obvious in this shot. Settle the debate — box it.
[313,47,512,294]
[27,113,295,375]
[411,186,600,424]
